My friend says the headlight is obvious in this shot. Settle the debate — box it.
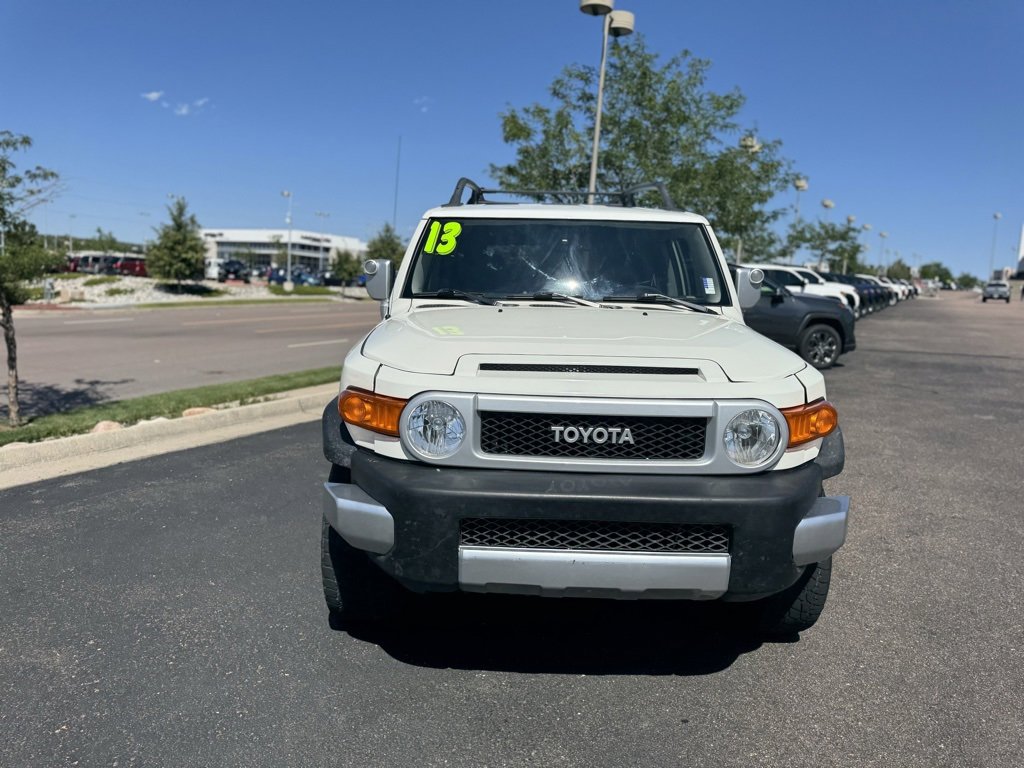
[405,400,466,459]
[723,409,781,467]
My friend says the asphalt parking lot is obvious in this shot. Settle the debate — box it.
[1,291,1022,767]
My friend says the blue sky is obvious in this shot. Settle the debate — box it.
[3,0,1022,277]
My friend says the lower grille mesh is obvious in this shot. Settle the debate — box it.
[460,518,730,553]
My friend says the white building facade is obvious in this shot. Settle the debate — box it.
[200,228,368,276]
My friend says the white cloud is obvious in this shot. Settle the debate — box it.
[413,96,431,114]
[194,97,210,108]
[141,91,164,102]
[174,104,191,117]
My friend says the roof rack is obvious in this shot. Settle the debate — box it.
[444,177,679,211]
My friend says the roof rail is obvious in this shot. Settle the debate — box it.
[444,178,679,210]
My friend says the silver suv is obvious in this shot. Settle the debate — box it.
[982,281,1010,303]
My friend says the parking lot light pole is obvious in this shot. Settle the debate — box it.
[580,0,634,204]
[314,211,330,274]
[281,190,294,292]
[878,231,888,274]
[989,212,1002,280]
[858,223,872,276]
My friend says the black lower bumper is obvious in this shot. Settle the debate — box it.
[348,450,824,598]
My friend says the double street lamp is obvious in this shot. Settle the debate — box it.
[580,0,635,204]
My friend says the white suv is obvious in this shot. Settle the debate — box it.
[321,179,850,637]
[746,264,860,317]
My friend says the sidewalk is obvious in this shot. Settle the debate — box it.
[0,383,338,490]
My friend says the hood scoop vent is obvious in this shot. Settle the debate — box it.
[478,363,699,376]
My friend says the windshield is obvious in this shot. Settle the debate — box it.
[404,217,730,305]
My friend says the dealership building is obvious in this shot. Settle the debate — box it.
[200,228,368,276]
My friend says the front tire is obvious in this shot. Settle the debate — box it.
[321,515,407,627]
[798,324,842,369]
[757,557,833,636]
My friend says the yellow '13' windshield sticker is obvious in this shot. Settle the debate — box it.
[423,221,462,255]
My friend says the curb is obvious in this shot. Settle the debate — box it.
[0,383,338,488]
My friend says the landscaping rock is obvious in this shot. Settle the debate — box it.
[90,421,123,433]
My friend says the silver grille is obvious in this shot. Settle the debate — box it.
[461,518,730,553]
[479,412,707,460]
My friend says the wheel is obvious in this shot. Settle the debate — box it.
[756,557,833,637]
[982,297,987,302]
[321,514,407,627]
[1006,297,1011,304]
[798,324,842,369]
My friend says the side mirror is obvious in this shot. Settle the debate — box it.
[735,267,764,309]
[363,259,394,318]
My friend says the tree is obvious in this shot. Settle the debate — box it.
[955,272,980,290]
[94,227,118,254]
[330,248,362,295]
[786,219,867,274]
[147,197,205,287]
[886,259,912,280]
[366,223,406,268]
[490,36,796,253]
[1,131,63,426]
[920,261,954,285]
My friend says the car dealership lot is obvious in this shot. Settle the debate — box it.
[1,292,1021,767]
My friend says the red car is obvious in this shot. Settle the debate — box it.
[114,256,148,277]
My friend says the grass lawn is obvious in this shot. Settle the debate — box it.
[0,367,340,447]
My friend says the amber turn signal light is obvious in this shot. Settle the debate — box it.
[339,388,407,437]
[782,400,838,448]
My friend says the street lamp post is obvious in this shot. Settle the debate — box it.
[281,190,294,292]
[314,210,331,273]
[580,0,634,204]
[857,223,872,276]
[878,231,888,274]
[793,177,808,223]
[989,212,1002,280]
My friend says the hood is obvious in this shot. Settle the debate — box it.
[362,304,805,382]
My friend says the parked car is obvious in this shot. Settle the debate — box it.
[739,271,856,370]
[856,274,898,305]
[114,256,147,277]
[318,270,345,286]
[785,266,862,318]
[217,259,252,283]
[819,272,882,315]
[267,266,322,286]
[982,281,1011,303]
[746,264,853,316]
[321,176,851,638]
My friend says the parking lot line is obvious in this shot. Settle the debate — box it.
[182,312,339,327]
[62,317,135,326]
[255,321,372,334]
[286,338,350,348]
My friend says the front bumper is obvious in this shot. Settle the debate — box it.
[323,451,849,600]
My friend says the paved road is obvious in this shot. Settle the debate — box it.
[2,292,1022,767]
[10,300,381,417]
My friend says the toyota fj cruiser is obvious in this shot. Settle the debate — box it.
[321,179,849,636]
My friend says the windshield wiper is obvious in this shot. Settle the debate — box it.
[497,292,604,308]
[415,289,495,306]
[529,291,602,308]
[602,293,716,315]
